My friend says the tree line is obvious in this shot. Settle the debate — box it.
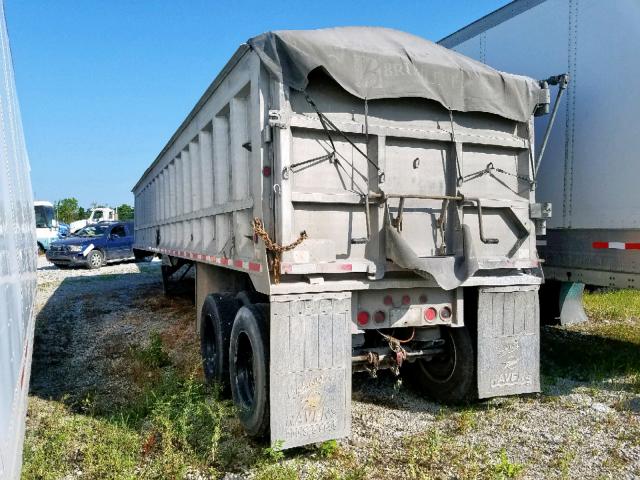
[54,198,134,223]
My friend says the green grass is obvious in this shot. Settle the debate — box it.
[129,331,171,368]
[24,288,640,479]
[583,288,640,321]
[23,400,140,480]
[22,333,270,479]
[491,449,523,479]
[542,288,640,392]
[24,371,239,479]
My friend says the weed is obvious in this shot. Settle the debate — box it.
[328,466,368,480]
[491,448,523,479]
[318,439,339,458]
[254,462,299,480]
[263,440,286,462]
[453,408,477,434]
[551,448,575,479]
[130,331,171,368]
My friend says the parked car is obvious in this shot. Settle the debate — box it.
[46,221,135,269]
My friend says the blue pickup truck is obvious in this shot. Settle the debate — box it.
[46,221,136,269]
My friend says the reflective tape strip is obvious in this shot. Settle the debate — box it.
[146,246,263,272]
[592,242,640,250]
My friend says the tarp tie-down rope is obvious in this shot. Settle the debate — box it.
[305,94,380,172]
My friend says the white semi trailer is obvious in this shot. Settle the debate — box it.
[440,0,640,324]
[134,27,558,448]
[0,0,38,477]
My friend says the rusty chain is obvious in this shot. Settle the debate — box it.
[252,218,308,284]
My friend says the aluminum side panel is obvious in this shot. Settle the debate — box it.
[0,1,37,477]
[540,229,640,282]
[451,0,570,229]
[445,0,640,230]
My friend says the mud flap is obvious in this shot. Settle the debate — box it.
[476,286,540,399]
[269,292,351,449]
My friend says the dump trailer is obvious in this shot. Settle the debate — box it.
[440,0,640,324]
[134,27,555,448]
[0,0,38,477]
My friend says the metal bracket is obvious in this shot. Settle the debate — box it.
[529,202,552,219]
[530,203,552,236]
[535,74,570,175]
[268,109,290,129]
[462,198,499,244]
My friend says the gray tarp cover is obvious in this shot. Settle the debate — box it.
[249,27,542,122]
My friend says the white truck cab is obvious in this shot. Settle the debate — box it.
[34,200,60,252]
[69,207,118,233]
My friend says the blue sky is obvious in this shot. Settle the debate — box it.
[7,0,508,208]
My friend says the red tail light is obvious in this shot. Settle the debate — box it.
[402,295,411,305]
[373,311,386,323]
[383,295,393,306]
[424,307,437,321]
[419,294,428,303]
[357,311,370,326]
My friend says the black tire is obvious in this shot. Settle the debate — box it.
[235,290,267,307]
[411,326,476,403]
[86,249,104,269]
[200,294,242,394]
[229,304,269,438]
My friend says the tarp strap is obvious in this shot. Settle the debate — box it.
[448,110,464,187]
[305,93,380,172]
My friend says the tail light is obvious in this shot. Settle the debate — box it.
[402,295,411,305]
[357,311,370,326]
[440,306,452,320]
[383,295,393,306]
[424,307,437,321]
[419,294,428,303]
[373,311,386,323]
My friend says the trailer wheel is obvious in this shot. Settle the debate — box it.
[86,250,104,269]
[412,326,476,403]
[200,294,242,394]
[229,304,269,438]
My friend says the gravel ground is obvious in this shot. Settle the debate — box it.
[28,258,640,479]
[31,256,171,407]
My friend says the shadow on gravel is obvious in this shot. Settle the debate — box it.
[31,263,639,415]
[29,265,195,412]
[540,325,640,394]
[352,323,640,412]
